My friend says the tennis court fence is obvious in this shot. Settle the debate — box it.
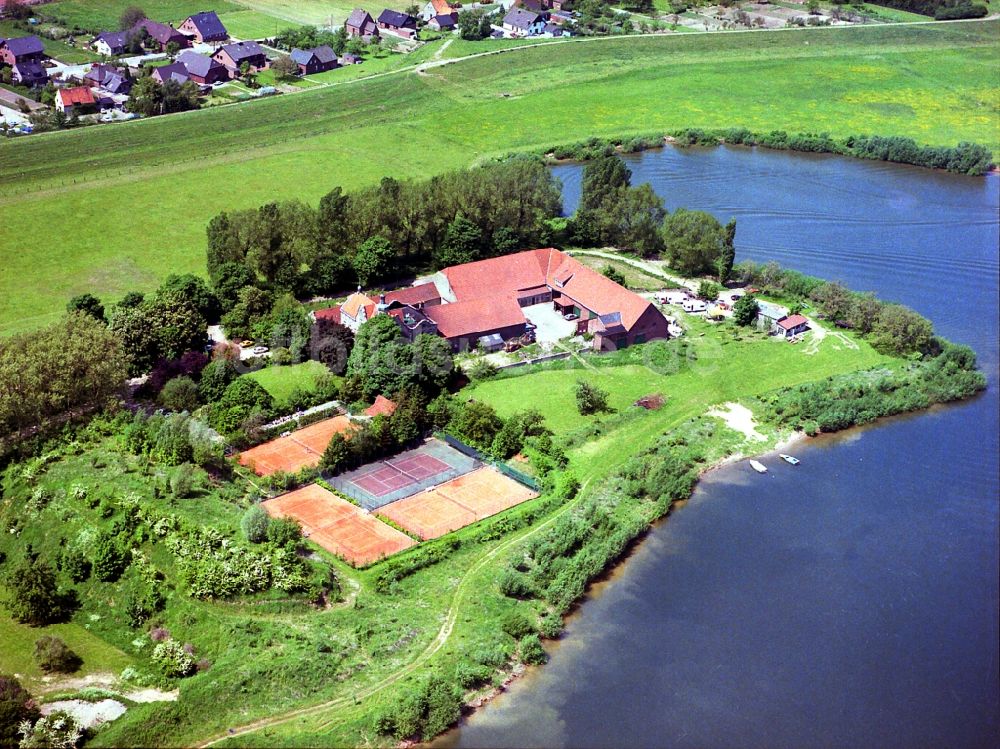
[440,433,541,493]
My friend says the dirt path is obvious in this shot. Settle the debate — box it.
[196,481,589,747]
[570,249,694,290]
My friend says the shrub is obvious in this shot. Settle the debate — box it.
[498,568,535,599]
[151,639,196,678]
[158,376,200,412]
[455,661,493,689]
[16,710,82,749]
[169,464,198,499]
[92,533,129,582]
[539,611,564,639]
[33,637,81,674]
[266,517,301,549]
[58,547,90,583]
[500,609,535,640]
[467,358,498,382]
[0,674,40,747]
[575,380,611,416]
[241,505,270,543]
[519,634,547,665]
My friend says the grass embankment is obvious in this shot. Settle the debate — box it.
[0,601,133,692]
[243,360,340,407]
[0,21,997,335]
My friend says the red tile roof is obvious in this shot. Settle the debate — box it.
[777,314,809,330]
[442,248,661,333]
[314,307,341,324]
[56,86,95,107]
[342,291,375,319]
[364,395,397,417]
[426,294,526,340]
[384,282,440,307]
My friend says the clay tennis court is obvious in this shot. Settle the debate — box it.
[378,467,539,540]
[263,484,414,566]
[327,438,480,511]
[239,415,356,476]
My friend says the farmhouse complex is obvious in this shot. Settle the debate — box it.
[317,248,669,351]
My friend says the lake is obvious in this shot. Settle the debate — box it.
[437,146,1000,749]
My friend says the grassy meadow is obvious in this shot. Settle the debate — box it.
[243,360,339,406]
[0,21,997,336]
[39,0,244,30]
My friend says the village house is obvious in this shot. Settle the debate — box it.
[774,314,810,338]
[0,35,45,67]
[151,61,190,85]
[427,13,458,31]
[133,19,190,52]
[420,0,457,21]
[91,31,129,56]
[11,60,46,86]
[376,9,419,38]
[179,11,228,43]
[55,86,96,115]
[755,300,789,330]
[213,41,268,75]
[345,8,379,40]
[433,248,669,351]
[311,257,664,353]
[84,63,132,93]
[502,8,547,36]
[177,50,228,84]
[290,45,339,75]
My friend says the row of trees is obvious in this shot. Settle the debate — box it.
[205,156,563,297]
[569,154,738,278]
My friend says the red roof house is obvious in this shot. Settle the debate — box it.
[439,248,668,351]
[55,86,96,114]
[775,314,810,338]
[425,294,528,351]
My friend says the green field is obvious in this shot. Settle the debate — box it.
[0,602,133,692]
[243,360,339,405]
[233,0,413,27]
[39,0,244,30]
[0,22,997,336]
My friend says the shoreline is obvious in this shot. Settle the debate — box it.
[430,391,990,743]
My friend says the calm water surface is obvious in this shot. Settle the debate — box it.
[439,147,1000,749]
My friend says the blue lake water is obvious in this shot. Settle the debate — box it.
[438,146,1000,749]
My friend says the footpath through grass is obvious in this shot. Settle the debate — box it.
[0,21,997,336]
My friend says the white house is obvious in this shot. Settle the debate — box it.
[420,0,456,21]
[502,8,546,36]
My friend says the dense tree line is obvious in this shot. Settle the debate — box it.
[205,157,562,298]
[0,313,128,445]
[568,154,739,277]
[677,127,994,176]
[735,260,939,357]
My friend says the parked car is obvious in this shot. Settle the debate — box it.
[240,340,254,347]
[252,345,269,354]
[563,312,578,321]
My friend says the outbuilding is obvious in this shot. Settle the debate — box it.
[775,314,810,338]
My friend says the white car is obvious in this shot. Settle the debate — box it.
[252,345,269,355]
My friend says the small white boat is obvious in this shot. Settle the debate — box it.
[780,454,800,465]
[749,459,767,474]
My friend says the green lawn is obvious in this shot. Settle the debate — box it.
[466,317,890,453]
[232,0,413,27]
[0,602,132,692]
[0,22,997,336]
[216,9,286,39]
[39,0,244,31]
[243,360,338,405]
[860,3,934,21]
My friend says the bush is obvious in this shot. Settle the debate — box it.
[519,634,547,665]
[169,464,198,499]
[0,674,40,747]
[467,358,498,382]
[241,505,271,543]
[151,639,196,677]
[158,376,200,412]
[500,609,535,639]
[266,517,301,549]
[539,611,563,639]
[498,567,535,599]
[575,380,612,416]
[33,637,81,674]
[16,710,82,749]
[92,533,129,583]
[58,547,90,583]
